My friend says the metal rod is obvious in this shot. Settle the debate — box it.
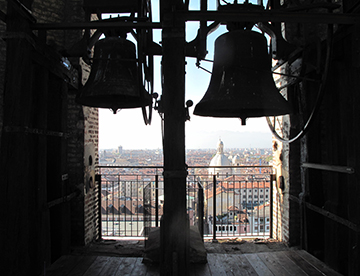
[31,21,162,30]
[155,174,159,228]
[99,165,272,169]
[180,10,360,24]
[301,162,355,174]
[112,180,115,235]
[198,182,204,241]
[270,174,274,238]
[212,175,217,242]
[29,10,359,32]
[97,174,102,240]
[197,65,212,74]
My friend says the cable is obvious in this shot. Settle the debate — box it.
[267,23,334,144]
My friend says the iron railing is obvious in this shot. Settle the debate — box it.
[98,165,273,240]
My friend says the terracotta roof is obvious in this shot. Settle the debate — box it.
[219,181,270,189]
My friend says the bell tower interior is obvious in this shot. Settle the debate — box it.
[0,0,359,275]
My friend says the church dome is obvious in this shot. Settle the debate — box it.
[209,139,232,176]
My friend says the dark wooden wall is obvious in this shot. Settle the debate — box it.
[288,18,360,276]
[0,0,359,275]
[0,2,78,275]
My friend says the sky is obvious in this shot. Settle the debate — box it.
[99,0,273,150]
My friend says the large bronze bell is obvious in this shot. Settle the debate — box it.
[76,36,151,114]
[193,30,291,125]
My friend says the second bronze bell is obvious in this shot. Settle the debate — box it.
[194,30,291,124]
[77,36,151,114]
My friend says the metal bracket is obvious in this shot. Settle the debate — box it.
[163,170,188,178]
[4,126,69,138]
[302,162,355,174]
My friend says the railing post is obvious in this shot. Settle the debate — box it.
[212,174,217,242]
[96,174,102,240]
[198,182,204,241]
[155,174,159,227]
[270,174,275,238]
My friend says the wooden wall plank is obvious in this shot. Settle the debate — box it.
[47,74,70,262]
[0,2,39,274]
[32,62,51,272]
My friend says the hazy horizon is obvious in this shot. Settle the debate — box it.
[99,129,273,151]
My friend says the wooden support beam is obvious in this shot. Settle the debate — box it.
[160,0,189,275]
[301,162,355,174]
[289,195,360,233]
